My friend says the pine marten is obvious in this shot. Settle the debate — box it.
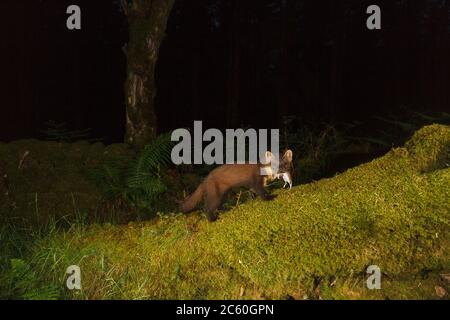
[180,150,293,222]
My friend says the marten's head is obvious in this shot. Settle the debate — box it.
[278,150,294,188]
[261,150,294,184]
[278,149,293,176]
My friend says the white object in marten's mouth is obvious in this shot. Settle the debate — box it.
[277,172,292,189]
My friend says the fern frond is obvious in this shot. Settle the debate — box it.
[126,133,173,188]
[87,133,174,214]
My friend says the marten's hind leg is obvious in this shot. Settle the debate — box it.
[205,183,223,222]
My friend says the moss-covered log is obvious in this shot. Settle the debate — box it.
[2,125,448,299]
[123,0,175,149]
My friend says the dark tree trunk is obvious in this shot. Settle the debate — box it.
[122,0,175,149]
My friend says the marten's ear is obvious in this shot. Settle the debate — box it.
[282,150,293,162]
[264,151,273,164]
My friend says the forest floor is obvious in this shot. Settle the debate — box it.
[0,125,449,299]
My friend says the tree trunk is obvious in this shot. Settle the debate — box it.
[122,0,175,149]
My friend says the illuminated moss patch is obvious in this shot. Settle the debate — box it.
[1,125,449,299]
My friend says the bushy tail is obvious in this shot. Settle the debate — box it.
[180,182,205,213]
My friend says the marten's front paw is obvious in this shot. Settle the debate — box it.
[206,212,218,222]
[264,194,277,201]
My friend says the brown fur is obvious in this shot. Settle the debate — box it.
[180,150,293,222]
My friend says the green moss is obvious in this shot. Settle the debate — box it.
[0,140,134,225]
[1,125,449,299]
[405,124,450,172]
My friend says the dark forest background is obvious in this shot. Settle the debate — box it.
[1,0,449,143]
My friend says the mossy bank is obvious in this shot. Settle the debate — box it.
[1,125,449,299]
[0,140,134,225]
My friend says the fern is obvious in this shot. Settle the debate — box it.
[374,116,418,132]
[126,133,173,189]
[412,111,450,123]
[41,120,94,142]
[88,133,174,215]
[351,109,450,149]
[87,158,129,199]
